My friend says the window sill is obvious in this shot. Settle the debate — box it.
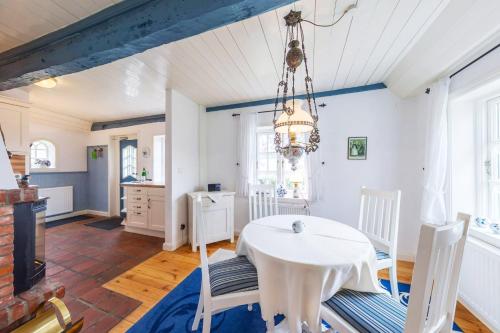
[277,197,309,204]
[469,226,500,249]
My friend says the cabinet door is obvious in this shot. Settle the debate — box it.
[0,106,28,152]
[148,196,165,231]
[204,206,230,243]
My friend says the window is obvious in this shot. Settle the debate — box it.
[30,140,56,169]
[256,127,308,199]
[153,135,165,183]
[121,144,137,178]
[484,98,500,219]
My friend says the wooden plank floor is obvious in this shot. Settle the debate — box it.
[105,241,492,333]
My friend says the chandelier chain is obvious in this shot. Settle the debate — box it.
[299,3,355,28]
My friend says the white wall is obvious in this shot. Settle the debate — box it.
[88,122,165,178]
[204,89,426,259]
[29,121,89,172]
[164,89,202,250]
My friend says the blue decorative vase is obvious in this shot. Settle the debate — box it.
[276,184,287,198]
[475,217,488,228]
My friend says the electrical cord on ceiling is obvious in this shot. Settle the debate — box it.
[300,3,357,27]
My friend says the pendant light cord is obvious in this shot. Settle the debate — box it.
[300,3,356,27]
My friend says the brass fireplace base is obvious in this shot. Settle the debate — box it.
[12,297,83,333]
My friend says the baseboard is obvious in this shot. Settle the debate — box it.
[124,225,164,238]
[45,210,88,222]
[163,242,175,251]
[86,210,110,217]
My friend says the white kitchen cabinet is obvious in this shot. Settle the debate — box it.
[148,195,165,231]
[0,99,30,153]
[123,184,165,237]
[188,191,235,252]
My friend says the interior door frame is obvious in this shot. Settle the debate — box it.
[109,133,138,217]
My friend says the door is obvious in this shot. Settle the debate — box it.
[120,139,138,217]
[148,196,165,231]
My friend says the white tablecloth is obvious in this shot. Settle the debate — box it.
[236,215,383,333]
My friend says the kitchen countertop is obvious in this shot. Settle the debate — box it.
[120,181,165,188]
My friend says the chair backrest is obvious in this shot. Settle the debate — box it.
[358,187,401,256]
[196,195,211,299]
[248,183,278,221]
[405,213,471,333]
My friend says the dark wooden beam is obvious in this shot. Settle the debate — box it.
[0,0,294,91]
[91,114,165,131]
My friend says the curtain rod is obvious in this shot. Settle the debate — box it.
[449,43,500,79]
[232,109,280,117]
[231,103,327,117]
[425,43,500,94]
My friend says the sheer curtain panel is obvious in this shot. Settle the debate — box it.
[421,77,450,225]
[236,113,257,196]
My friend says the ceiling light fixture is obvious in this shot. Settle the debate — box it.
[34,78,57,89]
[273,5,356,170]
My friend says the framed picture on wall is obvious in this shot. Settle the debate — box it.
[347,137,367,160]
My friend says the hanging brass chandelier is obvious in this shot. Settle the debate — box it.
[273,7,355,170]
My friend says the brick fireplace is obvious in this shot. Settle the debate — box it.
[0,186,64,331]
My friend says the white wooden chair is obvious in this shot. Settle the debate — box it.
[192,195,260,332]
[358,187,401,299]
[320,213,471,333]
[248,183,278,222]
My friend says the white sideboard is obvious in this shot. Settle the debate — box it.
[122,183,165,238]
[187,191,235,252]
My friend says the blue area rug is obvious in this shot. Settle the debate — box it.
[128,268,461,332]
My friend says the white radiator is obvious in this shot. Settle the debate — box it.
[38,186,73,216]
[278,200,310,215]
[459,237,500,332]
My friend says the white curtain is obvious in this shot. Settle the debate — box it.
[236,113,257,196]
[421,77,450,225]
[305,149,322,202]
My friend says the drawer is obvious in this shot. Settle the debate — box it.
[127,211,147,226]
[127,202,147,213]
[128,187,146,195]
[201,196,230,208]
[128,194,147,203]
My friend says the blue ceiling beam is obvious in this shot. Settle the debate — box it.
[91,114,165,131]
[206,83,387,112]
[0,0,294,91]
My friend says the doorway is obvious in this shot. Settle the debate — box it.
[119,139,138,217]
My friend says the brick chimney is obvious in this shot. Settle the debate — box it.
[0,188,20,307]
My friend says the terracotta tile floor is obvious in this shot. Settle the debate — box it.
[46,215,164,332]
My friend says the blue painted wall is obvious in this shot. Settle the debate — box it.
[30,145,110,216]
[30,172,89,212]
[87,146,109,212]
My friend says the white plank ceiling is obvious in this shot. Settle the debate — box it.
[1,0,500,122]
[0,0,120,53]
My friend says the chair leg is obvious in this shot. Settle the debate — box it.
[389,264,399,300]
[247,304,253,311]
[202,304,212,333]
[192,289,204,331]
[266,318,275,333]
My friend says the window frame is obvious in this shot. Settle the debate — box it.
[478,97,500,219]
[30,139,56,170]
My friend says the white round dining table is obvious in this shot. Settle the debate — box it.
[236,215,383,333]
